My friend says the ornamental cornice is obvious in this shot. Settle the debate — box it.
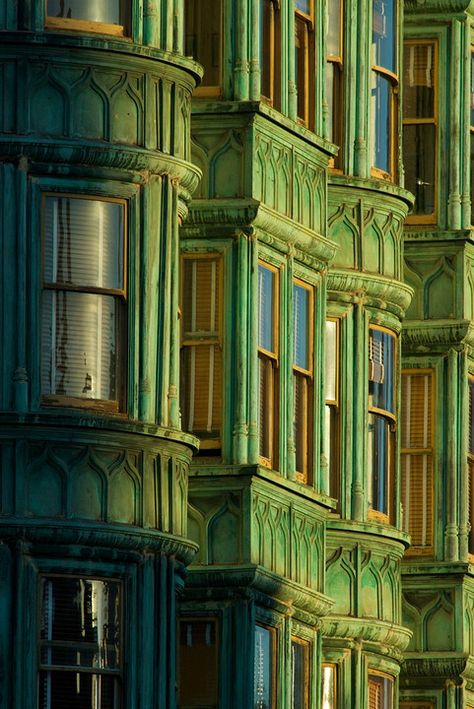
[404,0,474,16]
[186,199,337,267]
[328,174,413,213]
[401,653,469,680]
[327,270,413,318]
[321,616,412,655]
[402,320,474,351]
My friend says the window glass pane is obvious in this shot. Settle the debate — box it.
[295,0,311,15]
[368,329,395,413]
[469,379,474,454]
[41,291,119,401]
[294,284,310,369]
[39,672,119,709]
[471,52,474,126]
[471,131,474,226]
[403,44,435,119]
[295,15,308,121]
[254,626,273,709]
[325,320,337,401]
[181,345,222,437]
[44,197,124,291]
[260,0,274,100]
[371,72,391,173]
[40,577,121,668]
[185,0,222,87]
[403,124,435,216]
[258,356,275,461]
[182,258,220,337]
[368,673,393,709]
[368,413,390,515]
[179,620,218,707]
[294,371,311,478]
[326,0,341,56]
[47,0,123,25]
[258,265,275,352]
[291,640,308,709]
[372,0,396,72]
[322,664,336,709]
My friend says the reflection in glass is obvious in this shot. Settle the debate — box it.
[403,44,434,119]
[294,284,310,370]
[258,265,275,352]
[185,0,222,87]
[371,73,391,173]
[368,329,395,414]
[372,0,395,71]
[404,124,435,215]
[295,0,311,15]
[47,0,124,25]
[322,664,336,709]
[325,320,337,402]
[291,640,308,709]
[368,673,393,709]
[368,413,390,515]
[254,626,272,709]
[295,14,309,122]
[326,0,341,57]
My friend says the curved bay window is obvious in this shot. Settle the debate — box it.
[45,0,130,36]
[258,262,279,468]
[180,254,223,450]
[371,0,398,180]
[368,672,393,709]
[326,0,343,166]
[293,280,313,483]
[39,576,122,709]
[403,40,437,223]
[260,0,281,107]
[41,195,126,412]
[367,327,396,522]
[185,0,223,96]
[295,0,315,127]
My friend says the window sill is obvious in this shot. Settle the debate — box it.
[41,395,122,415]
[45,18,129,38]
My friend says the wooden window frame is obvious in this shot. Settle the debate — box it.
[326,0,344,169]
[401,368,435,556]
[291,637,310,709]
[293,278,314,484]
[295,0,315,128]
[258,261,279,469]
[45,0,130,37]
[178,616,219,708]
[261,0,281,107]
[403,39,438,225]
[254,623,277,709]
[468,376,474,558]
[38,574,123,708]
[367,325,396,524]
[186,0,223,98]
[370,0,399,181]
[325,318,340,500]
[41,193,127,414]
[368,670,394,709]
[180,252,223,450]
[321,662,337,709]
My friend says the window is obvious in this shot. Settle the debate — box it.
[261,0,281,107]
[321,663,337,709]
[403,41,437,223]
[178,619,218,708]
[185,0,222,96]
[254,625,275,709]
[180,254,222,450]
[295,0,315,127]
[45,0,130,36]
[401,370,434,555]
[41,195,126,411]
[291,638,309,709]
[468,378,474,555]
[258,262,279,468]
[325,319,339,499]
[367,327,396,522]
[326,0,343,165]
[368,672,393,709]
[293,280,314,483]
[371,0,398,179]
[39,576,121,709]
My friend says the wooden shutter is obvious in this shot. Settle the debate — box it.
[368,678,382,709]
[401,371,434,554]
[181,255,222,446]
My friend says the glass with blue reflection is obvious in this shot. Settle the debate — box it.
[294,283,310,370]
[371,73,391,173]
[368,329,395,414]
[254,626,272,709]
[372,0,396,72]
[258,264,275,353]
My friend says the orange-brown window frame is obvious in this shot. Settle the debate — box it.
[325,318,340,500]
[261,0,281,108]
[291,637,310,709]
[295,0,315,128]
[185,0,223,97]
[293,278,314,484]
[258,261,279,469]
[326,0,344,168]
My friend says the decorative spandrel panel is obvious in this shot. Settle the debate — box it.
[402,589,456,653]
[187,491,243,565]
[404,248,459,322]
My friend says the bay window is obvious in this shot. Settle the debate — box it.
[41,195,126,411]
[401,369,434,554]
[367,326,396,522]
[254,625,275,709]
[325,319,339,499]
[180,254,223,450]
[293,280,313,483]
[295,0,315,127]
[368,672,393,709]
[371,0,398,179]
[403,40,437,222]
[258,262,279,468]
[185,0,223,95]
[39,576,121,709]
[261,0,280,107]
[326,0,343,164]
[178,618,218,708]
[45,0,130,35]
